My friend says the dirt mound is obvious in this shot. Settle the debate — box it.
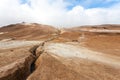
[0,23,59,40]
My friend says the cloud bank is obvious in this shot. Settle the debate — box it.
[0,0,120,27]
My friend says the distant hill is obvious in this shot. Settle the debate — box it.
[0,23,59,40]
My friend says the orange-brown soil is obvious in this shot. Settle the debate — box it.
[0,23,120,80]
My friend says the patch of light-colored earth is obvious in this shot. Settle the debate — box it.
[0,32,8,35]
[46,43,120,68]
[0,41,42,49]
[81,29,120,33]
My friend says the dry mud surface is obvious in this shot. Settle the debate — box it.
[27,42,120,80]
[0,23,120,80]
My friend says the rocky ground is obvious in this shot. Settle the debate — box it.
[0,23,120,80]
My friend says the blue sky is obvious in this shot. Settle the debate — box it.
[20,0,28,4]
[20,0,120,9]
[66,0,120,9]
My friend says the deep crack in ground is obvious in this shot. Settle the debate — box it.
[28,29,61,76]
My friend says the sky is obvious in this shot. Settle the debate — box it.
[0,0,120,27]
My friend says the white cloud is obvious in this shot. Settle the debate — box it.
[0,0,120,27]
